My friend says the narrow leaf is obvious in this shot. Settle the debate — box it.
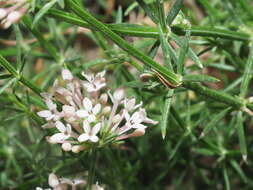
[240,43,253,98]
[223,167,230,190]
[166,0,184,25]
[171,33,203,68]
[136,0,158,23]
[230,160,248,183]
[0,78,16,95]
[236,111,247,162]
[178,29,190,74]
[33,0,58,26]
[183,74,220,83]
[158,24,173,70]
[161,90,174,139]
[200,107,231,138]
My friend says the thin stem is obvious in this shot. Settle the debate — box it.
[46,9,250,41]
[0,54,42,96]
[183,82,243,109]
[87,146,98,190]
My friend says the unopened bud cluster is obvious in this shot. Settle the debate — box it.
[0,0,29,29]
[37,69,158,153]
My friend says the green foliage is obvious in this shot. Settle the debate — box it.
[1,0,253,189]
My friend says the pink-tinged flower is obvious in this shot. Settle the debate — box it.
[78,121,101,143]
[123,98,142,111]
[37,96,60,122]
[116,128,146,141]
[61,105,76,122]
[92,183,105,190]
[138,108,158,125]
[0,8,7,20]
[82,70,106,92]
[111,88,125,103]
[116,109,157,136]
[35,187,51,190]
[48,121,72,144]
[76,98,101,122]
[0,0,29,29]
[60,177,86,187]
[48,173,68,190]
[61,69,73,81]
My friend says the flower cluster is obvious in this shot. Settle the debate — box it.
[0,0,29,29]
[37,69,157,153]
[36,173,104,190]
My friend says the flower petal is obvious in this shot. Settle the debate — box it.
[92,123,101,135]
[78,133,89,142]
[48,173,59,187]
[131,123,146,129]
[76,110,89,118]
[92,104,101,115]
[88,115,96,123]
[83,98,93,111]
[90,135,99,142]
[37,110,52,118]
[83,120,90,134]
[55,121,66,133]
[62,105,75,117]
[49,133,67,143]
[61,69,73,81]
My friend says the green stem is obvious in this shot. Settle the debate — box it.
[22,15,60,62]
[183,82,243,109]
[0,54,42,96]
[47,9,250,41]
[3,93,44,125]
[87,146,98,190]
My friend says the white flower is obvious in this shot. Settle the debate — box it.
[82,70,106,92]
[6,11,21,23]
[48,173,68,190]
[78,121,101,143]
[60,177,86,187]
[37,95,60,122]
[116,109,157,135]
[61,105,76,122]
[76,98,101,122]
[48,121,72,144]
[138,108,158,125]
[123,98,142,111]
[37,110,59,121]
[0,8,7,20]
[61,142,72,151]
[112,88,125,103]
[61,69,73,81]
[92,183,104,190]
[36,187,51,190]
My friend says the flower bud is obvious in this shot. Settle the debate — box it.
[62,105,75,117]
[61,69,73,81]
[72,145,84,153]
[112,114,121,124]
[48,173,59,187]
[102,106,111,115]
[62,142,72,151]
[99,93,108,104]
[113,88,124,102]
[131,128,145,137]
